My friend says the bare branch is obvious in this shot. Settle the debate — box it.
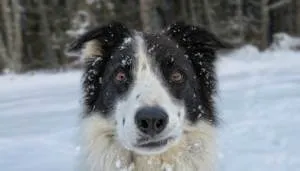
[268,0,293,11]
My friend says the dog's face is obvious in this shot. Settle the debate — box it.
[69,22,224,155]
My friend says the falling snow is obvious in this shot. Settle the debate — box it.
[195,52,203,58]
[121,55,132,66]
[87,69,97,75]
[119,45,126,50]
[148,45,156,53]
[92,57,102,66]
[161,163,173,171]
[170,57,174,62]
[87,85,95,91]
[99,77,103,84]
[123,37,132,44]
[87,75,93,81]
[115,159,121,169]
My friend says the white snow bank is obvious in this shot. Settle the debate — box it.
[1,48,300,171]
[269,33,300,51]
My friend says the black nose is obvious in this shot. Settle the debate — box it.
[135,107,169,136]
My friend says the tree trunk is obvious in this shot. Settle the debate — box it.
[260,0,269,50]
[11,0,23,72]
[1,0,13,60]
[0,33,12,71]
[236,0,245,43]
[203,0,214,32]
[38,0,57,68]
[140,0,157,32]
[180,0,188,21]
[295,0,300,36]
[189,0,197,24]
[1,0,23,72]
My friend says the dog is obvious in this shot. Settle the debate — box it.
[68,22,225,171]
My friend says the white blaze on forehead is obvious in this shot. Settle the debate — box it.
[134,35,151,79]
[133,34,168,105]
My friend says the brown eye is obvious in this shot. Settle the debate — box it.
[170,71,184,83]
[115,71,127,82]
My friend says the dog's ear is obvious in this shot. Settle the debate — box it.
[163,23,225,93]
[163,22,227,63]
[68,22,131,114]
[67,22,131,59]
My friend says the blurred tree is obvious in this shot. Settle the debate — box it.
[0,0,299,73]
[1,0,23,72]
[295,0,300,36]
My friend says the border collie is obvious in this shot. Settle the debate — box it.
[69,22,225,171]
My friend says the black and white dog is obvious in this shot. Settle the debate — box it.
[69,22,225,171]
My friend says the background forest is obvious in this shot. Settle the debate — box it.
[1,0,300,73]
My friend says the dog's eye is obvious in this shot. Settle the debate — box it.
[115,71,127,82]
[169,70,184,83]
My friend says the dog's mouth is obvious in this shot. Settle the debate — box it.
[136,137,174,148]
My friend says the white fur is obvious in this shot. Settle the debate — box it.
[79,114,216,171]
[82,40,102,57]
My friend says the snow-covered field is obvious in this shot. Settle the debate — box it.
[1,47,300,171]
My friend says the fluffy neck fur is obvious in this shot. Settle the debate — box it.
[78,114,216,171]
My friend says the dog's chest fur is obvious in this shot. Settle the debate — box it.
[78,115,216,171]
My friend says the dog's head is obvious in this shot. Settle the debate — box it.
[69,22,225,155]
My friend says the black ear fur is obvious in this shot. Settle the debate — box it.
[164,22,227,62]
[70,22,131,115]
[67,22,131,54]
[164,22,225,124]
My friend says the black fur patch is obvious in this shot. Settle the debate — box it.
[68,22,133,115]
[162,23,227,124]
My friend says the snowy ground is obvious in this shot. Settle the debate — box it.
[1,47,300,171]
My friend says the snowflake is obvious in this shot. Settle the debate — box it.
[161,163,173,171]
[123,37,132,44]
[115,160,121,169]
